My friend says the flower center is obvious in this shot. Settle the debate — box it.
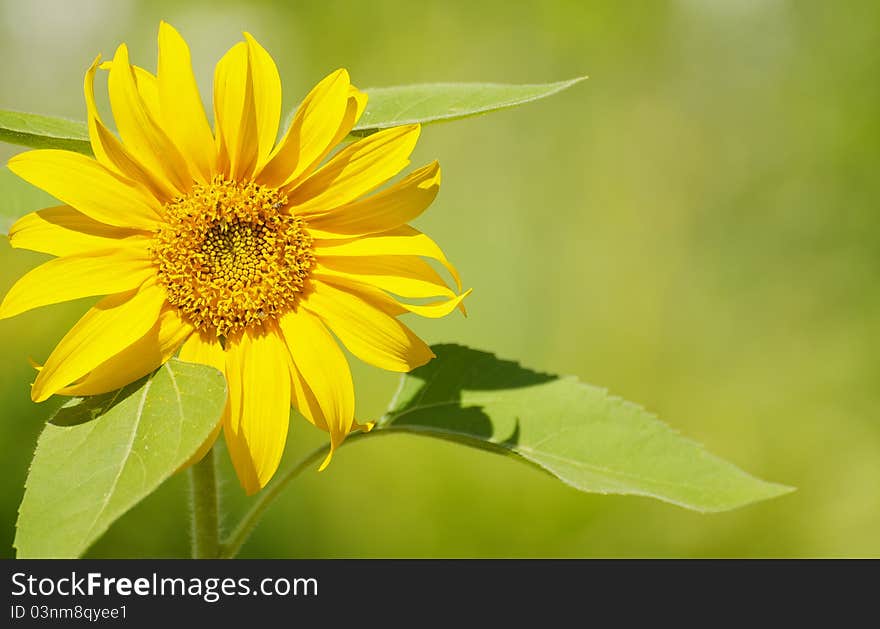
[153,177,315,337]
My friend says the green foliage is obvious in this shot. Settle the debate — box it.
[14,360,226,558]
[0,110,91,154]
[379,345,792,513]
[351,78,586,135]
[0,166,57,234]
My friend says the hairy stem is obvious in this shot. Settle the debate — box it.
[189,446,220,559]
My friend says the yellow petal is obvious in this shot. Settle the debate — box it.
[107,65,163,147]
[133,66,161,123]
[158,21,216,183]
[108,44,192,197]
[315,255,456,299]
[85,55,166,200]
[313,224,462,291]
[278,306,355,468]
[347,85,368,126]
[213,41,259,181]
[307,85,367,183]
[296,85,365,193]
[98,59,160,119]
[288,360,327,430]
[83,55,137,174]
[7,149,162,229]
[301,279,434,373]
[178,331,225,373]
[287,124,420,215]
[306,161,441,237]
[222,324,291,494]
[286,364,334,470]
[314,272,471,319]
[0,246,154,320]
[85,54,118,170]
[257,69,351,188]
[395,289,472,318]
[31,281,167,402]
[243,32,281,169]
[7,206,151,257]
[59,306,192,396]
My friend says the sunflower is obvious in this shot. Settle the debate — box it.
[0,22,469,494]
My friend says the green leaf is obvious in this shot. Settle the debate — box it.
[0,109,91,154]
[0,166,58,234]
[344,77,586,136]
[352,78,586,134]
[378,344,792,512]
[15,359,226,558]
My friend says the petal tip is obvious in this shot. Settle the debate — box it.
[158,20,183,43]
[6,151,27,171]
[458,287,474,317]
[419,349,437,366]
[317,448,334,472]
[29,381,51,404]
[243,483,262,497]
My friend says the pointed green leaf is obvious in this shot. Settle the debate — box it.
[350,78,586,135]
[15,359,226,558]
[378,344,792,513]
[0,109,91,154]
[0,166,58,234]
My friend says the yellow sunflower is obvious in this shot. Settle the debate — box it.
[0,22,469,494]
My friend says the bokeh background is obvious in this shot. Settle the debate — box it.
[1,0,878,558]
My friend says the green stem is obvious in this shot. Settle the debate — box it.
[218,429,387,559]
[188,446,220,559]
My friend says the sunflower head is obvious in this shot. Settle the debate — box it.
[154,176,315,337]
[1,22,470,494]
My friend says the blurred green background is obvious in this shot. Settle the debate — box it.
[1,0,878,558]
